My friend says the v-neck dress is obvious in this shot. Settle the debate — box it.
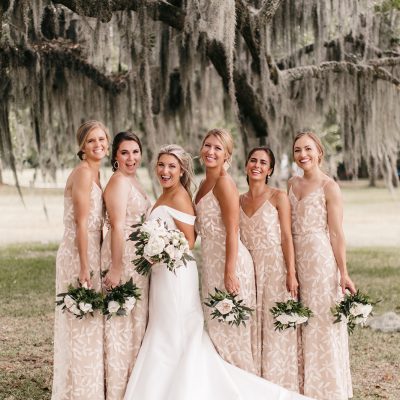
[289,182,352,400]
[195,189,257,374]
[240,199,299,390]
[101,184,151,400]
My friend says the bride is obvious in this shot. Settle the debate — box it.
[124,144,312,400]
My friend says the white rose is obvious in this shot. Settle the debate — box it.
[124,296,137,311]
[64,295,76,309]
[141,220,160,235]
[354,315,367,325]
[144,236,166,257]
[296,316,308,325]
[81,282,88,289]
[172,238,180,246]
[225,313,235,322]
[70,304,81,315]
[286,313,300,323]
[215,299,234,315]
[78,302,93,313]
[350,302,372,318]
[108,300,121,314]
[275,314,291,325]
[164,244,177,259]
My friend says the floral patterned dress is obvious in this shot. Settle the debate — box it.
[52,183,104,400]
[289,181,352,400]
[240,199,299,390]
[101,185,151,400]
[195,190,257,374]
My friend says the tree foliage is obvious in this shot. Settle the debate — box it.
[0,0,399,186]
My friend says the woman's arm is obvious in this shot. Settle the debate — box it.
[275,191,298,298]
[214,176,240,294]
[325,181,356,294]
[103,176,130,288]
[71,168,93,287]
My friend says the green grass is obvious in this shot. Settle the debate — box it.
[0,243,399,399]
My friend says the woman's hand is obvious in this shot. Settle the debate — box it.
[79,269,92,288]
[225,272,240,295]
[340,273,356,295]
[286,272,299,299]
[103,268,121,290]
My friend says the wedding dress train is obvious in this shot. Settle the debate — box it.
[124,205,312,400]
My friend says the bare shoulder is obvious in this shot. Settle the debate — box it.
[214,174,237,196]
[287,176,300,190]
[271,187,289,207]
[105,173,130,195]
[169,189,195,216]
[72,164,92,188]
[323,178,341,199]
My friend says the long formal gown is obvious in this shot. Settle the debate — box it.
[195,190,257,374]
[289,181,352,400]
[52,183,104,400]
[124,205,313,400]
[240,198,299,391]
[101,185,151,400]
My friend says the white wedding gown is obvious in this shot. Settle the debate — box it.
[124,206,312,400]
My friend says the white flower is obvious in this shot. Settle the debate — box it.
[215,299,234,315]
[350,302,373,318]
[81,282,88,289]
[144,236,166,257]
[64,295,76,309]
[354,315,368,325]
[296,316,308,325]
[124,296,137,311]
[225,313,235,322]
[164,244,178,260]
[141,220,162,236]
[286,313,300,323]
[78,302,93,313]
[275,314,291,325]
[172,238,180,246]
[108,300,121,314]
[70,304,81,315]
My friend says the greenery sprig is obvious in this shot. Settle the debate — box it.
[204,288,254,327]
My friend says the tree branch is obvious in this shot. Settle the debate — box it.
[258,0,283,23]
[0,42,129,93]
[368,57,400,68]
[52,0,185,28]
[282,61,400,87]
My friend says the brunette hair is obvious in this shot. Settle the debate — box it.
[245,147,276,184]
[76,120,110,160]
[157,144,195,198]
[292,129,325,164]
[111,131,143,171]
[201,128,234,166]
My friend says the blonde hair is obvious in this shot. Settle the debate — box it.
[76,120,110,160]
[201,128,234,165]
[293,129,325,164]
[157,144,195,198]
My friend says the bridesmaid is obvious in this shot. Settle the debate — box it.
[288,130,355,400]
[52,120,109,400]
[195,128,257,374]
[239,147,299,390]
[101,131,151,400]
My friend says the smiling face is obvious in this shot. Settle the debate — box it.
[293,134,323,172]
[156,154,182,190]
[82,127,109,161]
[115,140,141,176]
[246,150,273,183]
[200,134,228,169]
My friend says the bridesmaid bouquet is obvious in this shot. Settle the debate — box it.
[331,289,378,334]
[129,218,194,276]
[270,299,313,331]
[56,280,104,319]
[102,278,141,320]
[204,288,254,327]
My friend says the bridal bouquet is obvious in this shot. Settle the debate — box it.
[204,288,254,327]
[128,218,194,276]
[56,280,103,319]
[102,278,141,320]
[270,299,313,331]
[331,290,377,334]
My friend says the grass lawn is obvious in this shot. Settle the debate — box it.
[0,243,399,399]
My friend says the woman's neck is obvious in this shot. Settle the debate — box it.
[302,165,323,181]
[248,180,268,198]
[205,165,225,181]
